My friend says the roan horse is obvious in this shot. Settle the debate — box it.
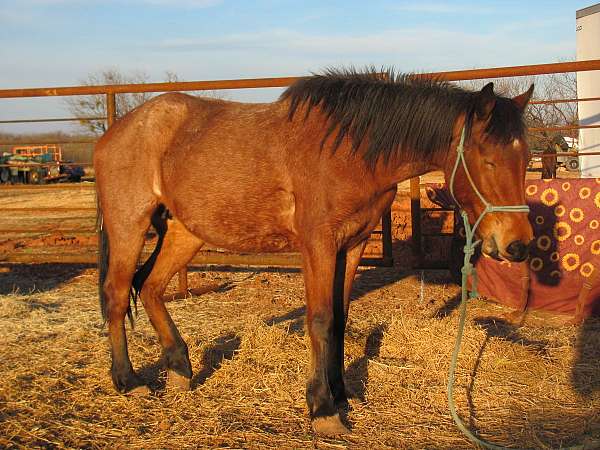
[94,69,534,436]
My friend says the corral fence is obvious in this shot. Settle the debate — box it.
[1,60,600,293]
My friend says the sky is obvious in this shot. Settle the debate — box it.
[0,0,594,133]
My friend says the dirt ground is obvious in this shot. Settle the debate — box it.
[1,172,600,449]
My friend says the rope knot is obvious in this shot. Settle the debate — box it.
[463,245,476,258]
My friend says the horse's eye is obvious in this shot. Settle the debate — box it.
[484,160,496,168]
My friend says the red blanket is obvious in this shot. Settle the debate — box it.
[426,179,600,320]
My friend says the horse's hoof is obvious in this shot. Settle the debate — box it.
[128,384,151,397]
[167,369,191,391]
[312,414,351,436]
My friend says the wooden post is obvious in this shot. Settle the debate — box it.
[410,176,422,268]
[106,92,116,128]
[381,208,393,266]
[178,267,189,294]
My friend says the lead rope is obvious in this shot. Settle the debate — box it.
[445,127,583,450]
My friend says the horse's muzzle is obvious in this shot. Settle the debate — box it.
[504,240,529,262]
[481,236,530,263]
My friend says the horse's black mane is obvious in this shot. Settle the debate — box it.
[280,67,526,167]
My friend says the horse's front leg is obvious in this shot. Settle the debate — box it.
[302,238,351,436]
[328,240,368,407]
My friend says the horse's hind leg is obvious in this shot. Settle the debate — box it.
[136,217,204,391]
[103,222,149,394]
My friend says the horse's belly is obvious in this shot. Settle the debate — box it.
[171,189,299,253]
[190,220,299,253]
[215,231,298,253]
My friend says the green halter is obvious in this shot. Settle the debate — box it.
[446,126,539,450]
[448,126,530,299]
[446,127,584,449]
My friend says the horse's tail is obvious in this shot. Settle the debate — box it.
[97,196,110,324]
[130,205,170,312]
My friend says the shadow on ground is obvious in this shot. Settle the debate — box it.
[135,333,242,391]
[345,323,388,402]
[572,317,600,398]
[0,263,93,295]
[193,333,241,387]
[263,239,455,328]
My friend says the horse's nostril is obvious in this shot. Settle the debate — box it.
[506,240,529,261]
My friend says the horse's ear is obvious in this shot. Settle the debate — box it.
[512,84,535,111]
[476,82,496,120]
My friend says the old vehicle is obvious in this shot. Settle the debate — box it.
[0,144,84,184]
[560,137,580,171]
[527,136,580,176]
[0,152,48,184]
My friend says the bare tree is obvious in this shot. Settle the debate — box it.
[162,71,228,100]
[65,69,154,135]
[526,70,578,146]
[65,69,227,135]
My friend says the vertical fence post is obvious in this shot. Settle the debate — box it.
[106,92,116,128]
[381,208,393,266]
[178,267,189,294]
[410,176,422,268]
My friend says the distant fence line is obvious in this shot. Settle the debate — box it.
[2,60,600,100]
[1,59,600,147]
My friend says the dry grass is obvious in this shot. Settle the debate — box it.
[1,261,599,449]
[1,177,599,448]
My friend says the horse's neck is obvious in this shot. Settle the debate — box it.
[384,151,445,187]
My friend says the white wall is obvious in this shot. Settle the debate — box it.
[576,4,600,177]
